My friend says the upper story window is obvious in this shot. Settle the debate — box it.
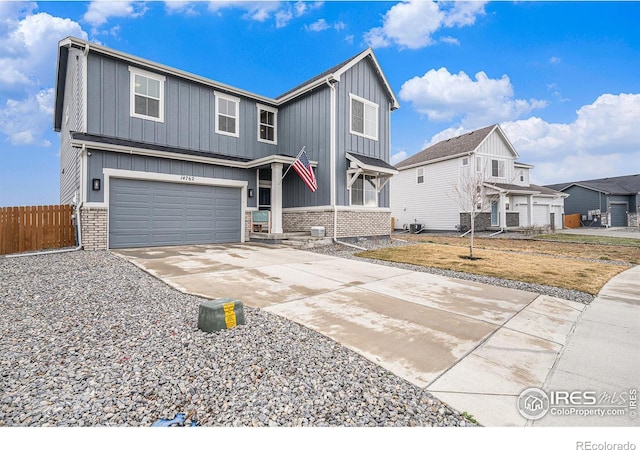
[461,157,469,167]
[215,92,240,138]
[417,167,424,184]
[491,159,505,178]
[349,93,378,141]
[519,170,525,182]
[129,67,165,122]
[476,156,482,172]
[257,104,277,145]
[351,174,378,207]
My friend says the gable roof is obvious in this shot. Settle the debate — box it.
[276,48,399,109]
[395,124,517,170]
[545,174,640,195]
[55,37,399,132]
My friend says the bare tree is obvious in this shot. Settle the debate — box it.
[449,168,491,259]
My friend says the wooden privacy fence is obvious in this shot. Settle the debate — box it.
[564,213,581,229]
[0,205,76,256]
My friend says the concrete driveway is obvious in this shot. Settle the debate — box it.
[114,243,585,426]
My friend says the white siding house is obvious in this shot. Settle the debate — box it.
[390,124,567,232]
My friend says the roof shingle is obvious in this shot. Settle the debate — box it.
[395,124,496,169]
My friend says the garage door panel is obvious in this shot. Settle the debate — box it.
[109,178,241,249]
[610,204,627,227]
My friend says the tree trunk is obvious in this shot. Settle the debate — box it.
[470,213,475,258]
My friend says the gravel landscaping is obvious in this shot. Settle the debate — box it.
[309,237,595,304]
[0,251,476,427]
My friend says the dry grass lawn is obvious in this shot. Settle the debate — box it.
[357,239,633,295]
[401,235,640,265]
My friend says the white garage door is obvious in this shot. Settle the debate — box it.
[532,205,550,227]
[109,178,242,249]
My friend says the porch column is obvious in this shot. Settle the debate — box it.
[271,162,283,234]
[500,193,507,229]
[527,195,534,227]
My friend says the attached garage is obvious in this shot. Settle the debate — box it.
[109,178,242,249]
[532,204,550,227]
[610,203,627,227]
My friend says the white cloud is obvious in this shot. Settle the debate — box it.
[391,151,408,165]
[83,1,148,27]
[0,11,87,90]
[206,1,320,27]
[0,88,55,147]
[165,1,200,16]
[0,7,87,149]
[399,67,546,128]
[427,93,640,185]
[364,0,487,50]
[549,56,561,64]
[306,18,329,32]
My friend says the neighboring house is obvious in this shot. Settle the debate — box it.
[54,37,399,250]
[546,174,640,227]
[390,124,567,232]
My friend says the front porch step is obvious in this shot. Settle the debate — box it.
[249,232,333,249]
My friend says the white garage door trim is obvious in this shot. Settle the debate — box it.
[103,168,247,249]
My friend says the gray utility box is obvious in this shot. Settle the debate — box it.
[310,226,325,238]
[198,298,246,333]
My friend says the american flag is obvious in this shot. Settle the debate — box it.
[292,148,317,192]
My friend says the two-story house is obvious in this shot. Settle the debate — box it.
[54,37,399,250]
[390,124,567,232]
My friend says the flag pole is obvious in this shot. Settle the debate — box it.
[281,146,305,181]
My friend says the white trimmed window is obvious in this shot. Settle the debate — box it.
[349,94,378,141]
[257,104,277,144]
[462,157,469,167]
[215,92,240,138]
[350,174,378,207]
[476,156,482,172]
[129,67,165,122]
[417,167,424,184]
[491,159,505,178]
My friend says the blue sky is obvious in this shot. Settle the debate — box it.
[1,0,639,206]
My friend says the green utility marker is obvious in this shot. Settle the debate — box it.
[198,299,246,332]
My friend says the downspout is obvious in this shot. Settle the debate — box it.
[325,77,340,244]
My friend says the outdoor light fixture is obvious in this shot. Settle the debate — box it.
[248,188,254,198]
[92,178,101,191]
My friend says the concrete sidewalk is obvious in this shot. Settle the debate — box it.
[533,265,640,426]
[115,244,591,426]
[556,227,640,239]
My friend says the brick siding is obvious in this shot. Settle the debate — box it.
[80,206,108,250]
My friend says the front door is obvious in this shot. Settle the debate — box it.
[258,187,271,211]
[491,201,499,226]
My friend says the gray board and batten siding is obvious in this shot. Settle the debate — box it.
[86,53,281,161]
[561,185,609,216]
[85,149,257,207]
[334,57,393,208]
[59,47,85,204]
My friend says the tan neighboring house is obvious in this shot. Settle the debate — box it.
[390,124,567,232]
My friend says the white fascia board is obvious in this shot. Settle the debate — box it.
[275,75,337,105]
[333,49,400,110]
[397,153,472,172]
[72,138,247,168]
[72,137,318,170]
[514,162,534,169]
[246,154,318,168]
[345,153,398,175]
[63,36,276,107]
[476,124,519,159]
